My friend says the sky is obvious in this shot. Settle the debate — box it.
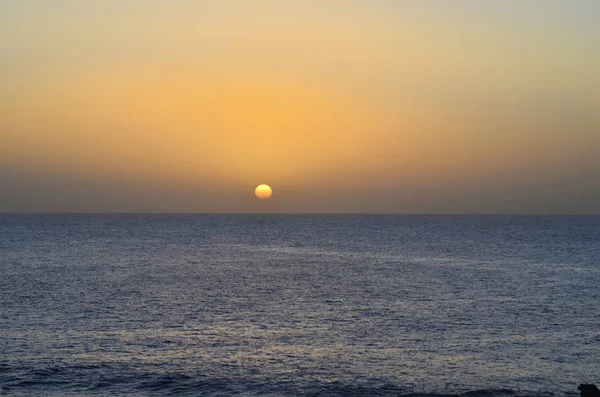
[1,0,599,213]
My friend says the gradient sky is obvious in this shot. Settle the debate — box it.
[1,0,599,213]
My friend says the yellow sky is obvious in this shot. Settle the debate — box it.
[1,1,599,213]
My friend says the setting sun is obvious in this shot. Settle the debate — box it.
[255,184,273,200]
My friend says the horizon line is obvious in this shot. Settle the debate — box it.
[1,212,599,216]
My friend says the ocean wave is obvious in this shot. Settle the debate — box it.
[0,363,574,397]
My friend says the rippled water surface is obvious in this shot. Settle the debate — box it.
[1,215,599,396]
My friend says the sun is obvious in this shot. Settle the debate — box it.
[255,184,273,200]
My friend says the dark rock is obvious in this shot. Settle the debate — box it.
[579,384,600,397]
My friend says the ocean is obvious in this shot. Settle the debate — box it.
[1,214,599,396]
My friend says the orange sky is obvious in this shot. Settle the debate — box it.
[1,1,599,213]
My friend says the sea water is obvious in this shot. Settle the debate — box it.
[1,214,599,396]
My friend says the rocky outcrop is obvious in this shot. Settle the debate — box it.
[579,384,600,397]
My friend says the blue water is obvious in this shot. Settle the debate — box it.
[1,215,599,396]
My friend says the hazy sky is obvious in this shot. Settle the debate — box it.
[1,1,599,213]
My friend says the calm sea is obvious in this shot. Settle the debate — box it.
[1,214,599,396]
